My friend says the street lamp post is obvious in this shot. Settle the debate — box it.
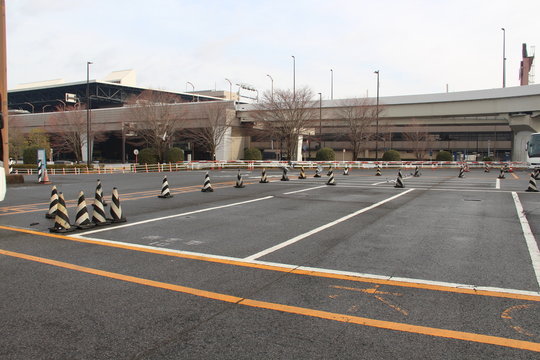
[266,74,273,99]
[292,55,295,99]
[501,28,506,88]
[374,70,380,161]
[330,69,333,100]
[225,78,232,100]
[86,61,93,166]
[187,81,194,92]
[318,92,322,149]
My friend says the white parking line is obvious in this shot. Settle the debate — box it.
[512,192,540,289]
[75,196,274,236]
[244,189,415,261]
[283,185,327,195]
[69,234,540,298]
[496,178,500,189]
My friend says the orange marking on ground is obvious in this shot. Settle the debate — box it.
[1,248,538,353]
[1,225,539,303]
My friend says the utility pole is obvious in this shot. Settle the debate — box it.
[0,0,9,172]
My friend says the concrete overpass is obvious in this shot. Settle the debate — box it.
[238,84,540,161]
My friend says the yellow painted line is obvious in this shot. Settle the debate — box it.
[512,173,520,180]
[1,225,540,303]
[0,248,539,353]
[0,180,257,216]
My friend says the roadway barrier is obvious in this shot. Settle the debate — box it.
[9,161,531,176]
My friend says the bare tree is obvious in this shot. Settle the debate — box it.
[255,87,315,160]
[337,97,380,160]
[402,119,431,160]
[185,102,233,160]
[125,90,186,162]
[47,105,104,162]
[8,122,26,161]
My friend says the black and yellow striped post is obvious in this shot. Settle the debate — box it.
[314,166,322,177]
[394,169,404,188]
[484,163,490,173]
[45,185,59,219]
[49,192,75,233]
[158,175,173,198]
[497,167,505,179]
[259,168,269,183]
[299,166,307,179]
[110,187,127,223]
[343,167,349,175]
[201,172,214,192]
[75,191,95,229]
[234,169,245,188]
[413,166,420,177]
[376,165,382,176]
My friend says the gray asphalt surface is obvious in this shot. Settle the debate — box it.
[1,167,539,359]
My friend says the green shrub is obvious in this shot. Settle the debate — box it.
[243,147,262,160]
[22,146,41,164]
[382,150,401,161]
[316,147,335,161]
[138,148,159,164]
[165,147,184,162]
[435,150,453,161]
[482,156,493,162]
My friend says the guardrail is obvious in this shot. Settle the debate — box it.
[9,160,531,176]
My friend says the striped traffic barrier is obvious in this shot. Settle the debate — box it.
[158,176,173,198]
[49,193,75,233]
[95,179,108,207]
[394,169,405,188]
[201,172,214,192]
[326,170,336,185]
[259,168,269,183]
[234,170,245,188]
[92,188,110,226]
[45,185,59,219]
[110,187,127,223]
[75,191,95,229]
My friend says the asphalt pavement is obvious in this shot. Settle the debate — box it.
[1,167,539,359]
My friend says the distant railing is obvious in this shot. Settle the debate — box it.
[9,160,530,176]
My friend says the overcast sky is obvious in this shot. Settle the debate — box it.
[6,0,540,100]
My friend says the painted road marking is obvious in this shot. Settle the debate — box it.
[512,192,540,288]
[244,189,415,261]
[77,195,275,236]
[1,248,539,353]
[496,178,501,189]
[282,185,327,195]
[1,224,540,300]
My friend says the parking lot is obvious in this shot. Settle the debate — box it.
[1,167,539,359]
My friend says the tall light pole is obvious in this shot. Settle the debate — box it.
[330,69,333,100]
[318,92,322,149]
[374,70,380,161]
[266,74,273,99]
[86,61,93,166]
[186,81,194,92]
[501,27,506,88]
[225,78,232,100]
[292,55,295,99]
